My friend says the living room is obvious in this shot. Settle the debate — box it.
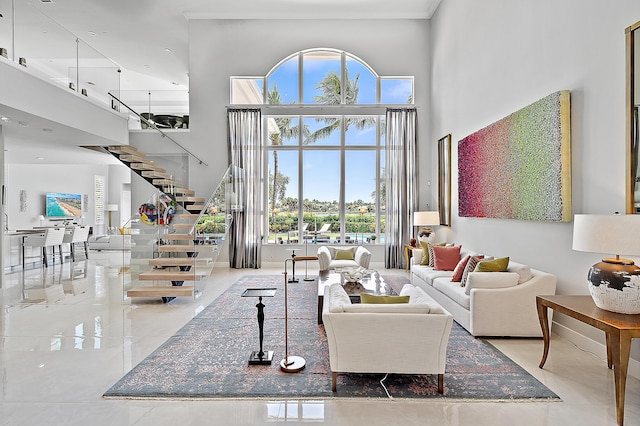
[2,0,640,424]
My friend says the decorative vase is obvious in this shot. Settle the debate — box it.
[587,260,640,314]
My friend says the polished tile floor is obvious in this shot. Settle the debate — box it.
[1,252,640,426]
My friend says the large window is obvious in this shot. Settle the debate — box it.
[230,49,413,244]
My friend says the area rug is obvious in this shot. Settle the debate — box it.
[104,274,559,401]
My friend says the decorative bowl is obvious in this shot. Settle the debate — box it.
[340,266,369,283]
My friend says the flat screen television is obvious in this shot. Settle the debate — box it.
[46,192,82,218]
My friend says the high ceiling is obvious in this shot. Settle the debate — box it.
[26,0,441,89]
[1,0,441,164]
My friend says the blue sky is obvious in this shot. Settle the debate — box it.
[266,53,409,203]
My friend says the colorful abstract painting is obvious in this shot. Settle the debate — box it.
[458,90,571,222]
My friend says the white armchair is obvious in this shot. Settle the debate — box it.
[322,283,453,393]
[317,245,371,271]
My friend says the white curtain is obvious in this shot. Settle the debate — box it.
[385,108,417,269]
[227,108,262,268]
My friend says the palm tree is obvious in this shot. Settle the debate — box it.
[267,85,309,215]
[306,67,376,144]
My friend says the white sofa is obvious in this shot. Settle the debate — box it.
[317,245,371,271]
[410,247,556,337]
[88,234,133,251]
[322,283,453,393]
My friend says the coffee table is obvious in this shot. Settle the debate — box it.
[317,269,397,324]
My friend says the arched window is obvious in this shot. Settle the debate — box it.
[230,49,413,244]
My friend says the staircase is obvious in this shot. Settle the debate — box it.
[101,145,227,302]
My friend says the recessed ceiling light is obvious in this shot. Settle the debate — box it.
[36,157,44,160]
[40,0,53,3]
[88,31,97,36]
[18,121,28,127]
[1,116,10,122]
[42,128,53,132]
[164,48,172,53]
[144,64,150,69]
[171,82,179,86]
[86,81,95,85]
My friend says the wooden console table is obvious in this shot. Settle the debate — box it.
[537,295,640,426]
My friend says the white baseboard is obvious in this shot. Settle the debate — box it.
[552,320,640,380]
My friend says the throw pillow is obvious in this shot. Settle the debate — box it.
[508,263,534,284]
[432,245,462,271]
[419,241,430,265]
[475,257,509,272]
[460,255,485,287]
[335,249,355,261]
[360,293,411,304]
[427,242,447,267]
[451,255,471,282]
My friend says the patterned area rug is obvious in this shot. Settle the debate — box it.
[104,275,559,400]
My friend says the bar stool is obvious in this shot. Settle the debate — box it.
[23,227,65,268]
[62,226,90,262]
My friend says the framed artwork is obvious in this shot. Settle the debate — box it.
[438,134,452,226]
[458,90,571,222]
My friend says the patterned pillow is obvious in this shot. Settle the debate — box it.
[460,255,485,287]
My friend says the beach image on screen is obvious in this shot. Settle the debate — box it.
[46,193,82,217]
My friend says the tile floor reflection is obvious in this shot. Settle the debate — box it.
[1,252,640,425]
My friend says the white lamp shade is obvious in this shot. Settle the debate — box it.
[413,211,440,226]
[572,214,640,256]
[105,204,119,212]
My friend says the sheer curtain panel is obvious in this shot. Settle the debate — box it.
[227,108,263,268]
[385,108,417,269]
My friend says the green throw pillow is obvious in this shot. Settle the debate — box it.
[335,249,355,260]
[361,293,410,304]
[475,257,510,272]
[419,241,430,265]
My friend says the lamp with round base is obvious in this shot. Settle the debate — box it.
[573,214,640,314]
[280,257,316,373]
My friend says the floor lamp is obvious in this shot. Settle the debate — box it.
[281,256,317,373]
[106,204,118,228]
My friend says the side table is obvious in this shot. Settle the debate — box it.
[537,295,640,426]
[404,244,419,271]
[242,287,277,365]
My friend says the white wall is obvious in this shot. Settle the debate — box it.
[188,18,433,261]
[430,0,640,353]
[7,163,110,231]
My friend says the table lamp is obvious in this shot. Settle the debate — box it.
[572,214,640,314]
[412,211,440,245]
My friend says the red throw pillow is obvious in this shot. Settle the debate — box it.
[432,245,461,271]
[452,255,471,282]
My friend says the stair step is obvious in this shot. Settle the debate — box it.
[138,271,208,281]
[166,233,196,240]
[176,196,205,203]
[159,245,217,253]
[131,163,166,173]
[149,258,211,267]
[172,223,194,229]
[142,170,171,179]
[119,154,149,163]
[177,213,200,220]
[108,145,141,155]
[186,204,205,211]
[153,179,181,186]
[149,258,213,267]
[127,285,194,298]
[173,188,196,196]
